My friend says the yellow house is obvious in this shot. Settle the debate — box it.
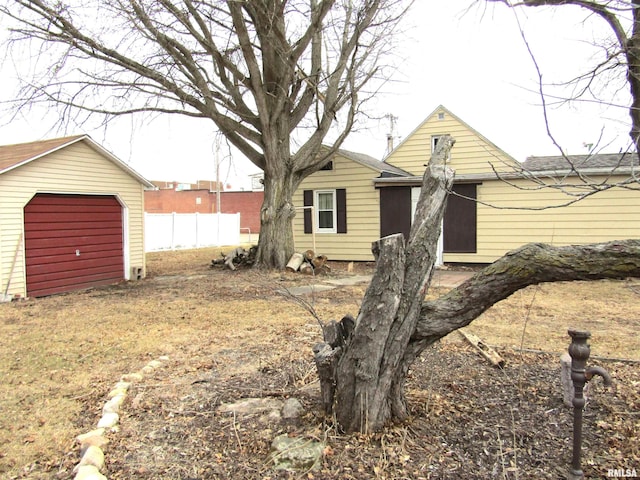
[0,135,154,299]
[292,149,410,261]
[294,105,640,263]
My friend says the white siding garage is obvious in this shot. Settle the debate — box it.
[0,135,154,298]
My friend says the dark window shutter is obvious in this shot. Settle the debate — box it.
[337,189,347,234]
[303,190,313,233]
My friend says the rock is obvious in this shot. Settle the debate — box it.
[121,372,143,382]
[73,465,107,480]
[260,409,281,424]
[147,359,164,369]
[107,386,128,398]
[97,412,119,429]
[78,445,105,470]
[269,434,325,471]
[102,394,126,414]
[77,433,109,450]
[218,397,283,416]
[107,381,130,398]
[76,429,105,445]
[282,398,304,419]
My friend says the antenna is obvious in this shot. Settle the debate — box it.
[385,113,398,155]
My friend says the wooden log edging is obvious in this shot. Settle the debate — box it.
[72,355,170,480]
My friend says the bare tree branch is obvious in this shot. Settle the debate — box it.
[416,239,640,343]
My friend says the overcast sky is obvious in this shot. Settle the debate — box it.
[0,1,633,188]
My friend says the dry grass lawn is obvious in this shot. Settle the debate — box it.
[0,246,638,478]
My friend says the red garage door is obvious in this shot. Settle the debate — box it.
[24,194,124,297]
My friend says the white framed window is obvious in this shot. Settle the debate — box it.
[431,134,451,162]
[315,190,336,233]
[431,135,444,153]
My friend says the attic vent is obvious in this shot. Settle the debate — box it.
[438,112,445,120]
[320,161,334,171]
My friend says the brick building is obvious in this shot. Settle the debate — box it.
[145,181,263,234]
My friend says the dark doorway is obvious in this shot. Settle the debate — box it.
[380,186,411,241]
[443,184,477,253]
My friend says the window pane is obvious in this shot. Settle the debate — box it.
[319,211,333,229]
[318,192,333,210]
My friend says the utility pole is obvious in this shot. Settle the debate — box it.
[385,113,398,156]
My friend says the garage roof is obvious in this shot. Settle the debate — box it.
[0,134,155,188]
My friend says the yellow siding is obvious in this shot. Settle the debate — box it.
[293,153,380,261]
[444,175,640,263]
[294,106,640,265]
[0,141,147,298]
[385,106,518,176]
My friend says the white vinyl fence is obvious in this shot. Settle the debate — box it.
[145,212,241,252]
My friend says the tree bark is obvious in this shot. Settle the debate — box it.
[255,165,298,269]
[414,239,640,343]
[332,136,455,433]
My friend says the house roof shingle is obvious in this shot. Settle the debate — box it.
[524,153,639,173]
[0,135,85,172]
[0,134,154,188]
[337,148,411,176]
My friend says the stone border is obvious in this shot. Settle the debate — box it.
[72,355,170,480]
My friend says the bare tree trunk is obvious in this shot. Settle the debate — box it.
[256,170,297,269]
[332,136,455,433]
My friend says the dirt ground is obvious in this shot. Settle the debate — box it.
[1,247,639,479]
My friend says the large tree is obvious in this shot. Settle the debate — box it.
[0,0,410,268]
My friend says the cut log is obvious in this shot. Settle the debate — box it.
[312,255,327,269]
[313,265,331,275]
[300,263,314,275]
[304,250,315,262]
[211,246,257,270]
[224,247,245,270]
[459,330,506,368]
[286,253,304,272]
